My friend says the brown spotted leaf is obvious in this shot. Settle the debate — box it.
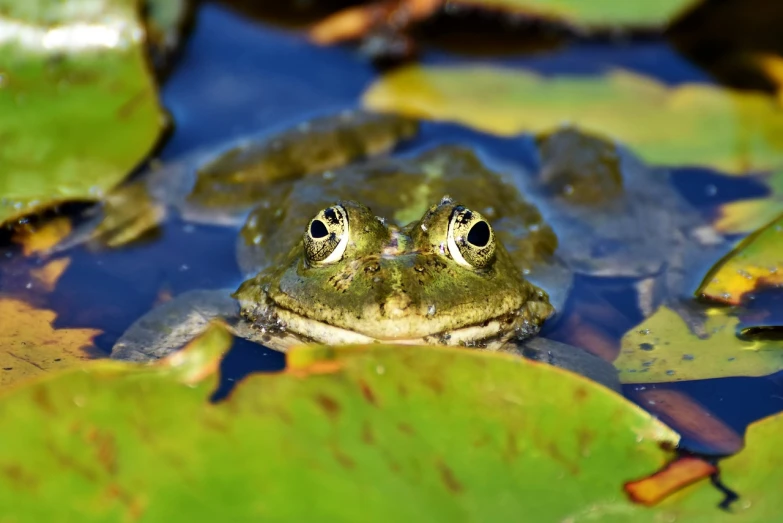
[616,306,783,383]
[0,297,101,387]
[0,342,689,521]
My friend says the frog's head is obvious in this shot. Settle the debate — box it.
[234,197,553,349]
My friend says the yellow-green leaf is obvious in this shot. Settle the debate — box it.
[616,306,783,383]
[363,65,783,175]
[0,0,166,225]
[699,211,783,304]
[0,297,102,387]
[0,341,688,521]
[472,0,701,27]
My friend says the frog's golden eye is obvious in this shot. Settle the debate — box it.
[447,206,495,269]
[304,205,350,264]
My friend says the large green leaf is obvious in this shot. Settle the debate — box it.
[363,65,783,175]
[616,306,783,383]
[0,0,165,225]
[0,325,690,521]
[472,0,700,27]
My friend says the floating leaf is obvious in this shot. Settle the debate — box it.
[0,341,688,521]
[0,297,101,388]
[11,216,72,256]
[0,0,166,225]
[715,197,782,235]
[467,0,700,27]
[616,306,783,383]
[715,169,783,234]
[363,65,783,174]
[640,410,783,518]
[709,411,783,517]
[699,212,783,304]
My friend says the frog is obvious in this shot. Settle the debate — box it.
[67,109,702,392]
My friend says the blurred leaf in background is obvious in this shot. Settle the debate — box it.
[363,65,783,175]
[0,0,166,226]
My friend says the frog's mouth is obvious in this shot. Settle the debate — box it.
[252,303,542,352]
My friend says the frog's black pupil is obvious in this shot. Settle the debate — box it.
[310,219,328,239]
[467,221,490,247]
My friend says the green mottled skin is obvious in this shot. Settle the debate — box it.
[232,141,561,347]
[236,196,553,345]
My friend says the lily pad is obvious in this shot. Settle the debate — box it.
[0,327,689,521]
[710,410,783,517]
[363,65,783,175]
[0,0,166,226]
[699,211,783,305]
[0,297,101,388]
[616,306,783,383]
[470,0,700,27]
[715,170,783,234]
[629,411,783,519]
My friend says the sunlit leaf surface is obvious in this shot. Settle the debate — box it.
[0,298,101,387]
[0,336,690,521]
[709,411,783,517]
[472,0,700,26]
[0,0,166,225]
[699,212,783,304]
[363,65,783,175]
[616,306,783,383]
[716,197,782,235]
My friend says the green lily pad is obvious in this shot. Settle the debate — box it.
[0,325,689,521]
[651,410,783,519]
[472,0,700,27]
[616,306,783,383]
[715,170,783,234]
[0,0,166,226]
[711,411,783,517]
[699,211,783,305]
[362,65,783,175]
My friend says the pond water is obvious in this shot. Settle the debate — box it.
[2,1,782,457]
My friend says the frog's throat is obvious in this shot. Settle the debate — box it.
[249,305,542,351]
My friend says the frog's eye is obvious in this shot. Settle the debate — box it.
[304,205,350,264]
[447,206,495,269]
